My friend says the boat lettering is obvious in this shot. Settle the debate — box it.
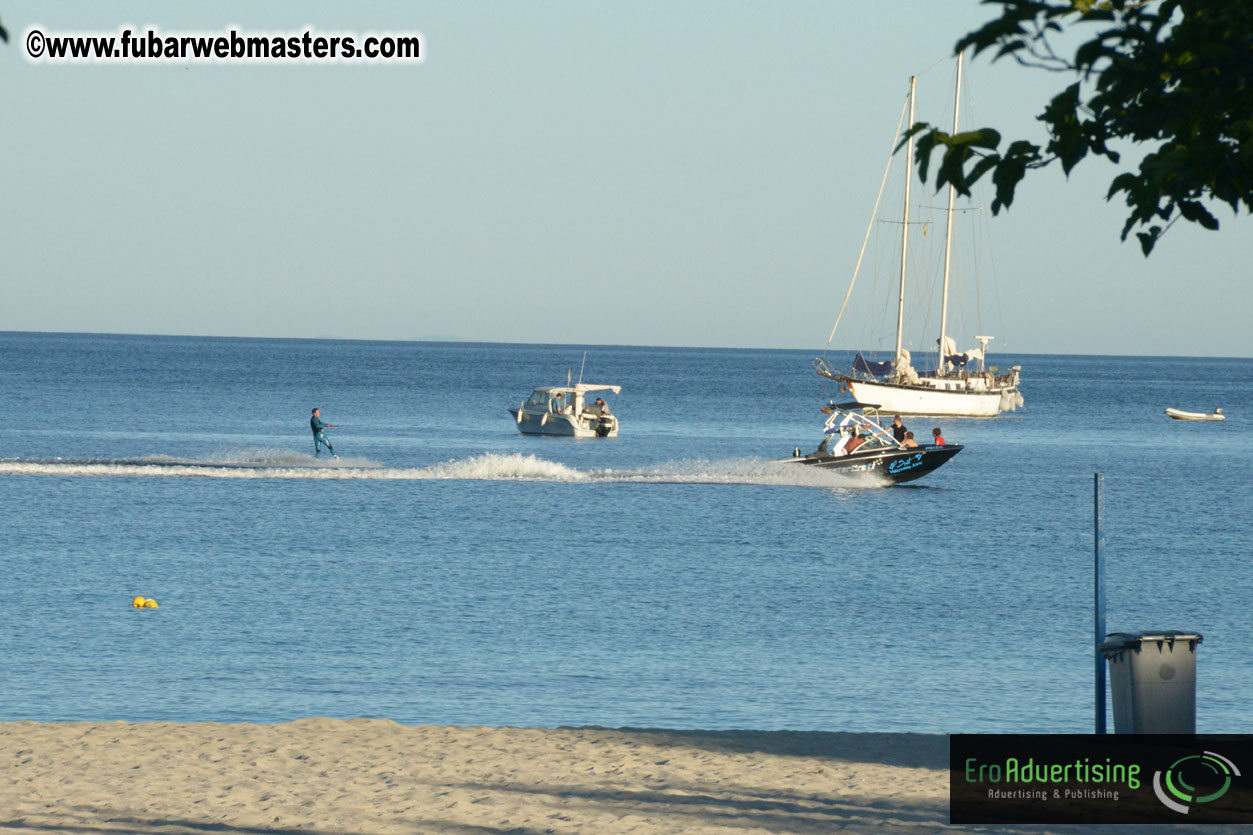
[887,453,924,474]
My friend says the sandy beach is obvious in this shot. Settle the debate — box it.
[0,720,962,833]
[5,719,1237,834]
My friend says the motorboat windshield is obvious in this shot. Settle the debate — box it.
[819,402,901,454]
[524,388,559,410]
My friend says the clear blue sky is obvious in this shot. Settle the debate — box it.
[2,1,1248,357]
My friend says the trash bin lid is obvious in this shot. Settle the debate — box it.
[1099,630,1203,653]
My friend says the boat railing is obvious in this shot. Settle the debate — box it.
[821,408,902,450]
[813,357,841,380]
[814,355,1019,390]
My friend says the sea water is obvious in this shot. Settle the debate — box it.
[0,332,1249,733]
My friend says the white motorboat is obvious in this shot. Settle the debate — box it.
[813,52,1023,418]
[1165,407,1225,422]
[509,384,621,437]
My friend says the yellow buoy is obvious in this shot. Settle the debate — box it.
[132,596,146,608]
[143,599,159,608]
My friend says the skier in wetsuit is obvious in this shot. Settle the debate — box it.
[311,407,338,458]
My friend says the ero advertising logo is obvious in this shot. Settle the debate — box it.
[950,734,1253,825]
[1153,751,1241,815]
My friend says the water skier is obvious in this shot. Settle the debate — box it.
[311,408,338,458]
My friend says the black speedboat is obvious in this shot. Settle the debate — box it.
[784,402,962,484]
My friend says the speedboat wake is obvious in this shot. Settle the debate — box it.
[0,451,885,489]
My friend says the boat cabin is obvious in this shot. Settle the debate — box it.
[523,385,618,417]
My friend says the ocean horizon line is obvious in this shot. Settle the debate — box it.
[2,328,1249,361]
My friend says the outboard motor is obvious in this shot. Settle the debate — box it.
[595,418,612,437]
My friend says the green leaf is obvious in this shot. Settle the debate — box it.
[991,157,1027,213]
[1106,172,1139,199]
[913,131,940,183]
[968,155,1001,185]
[936,147,973,196]
[1177,200,1220,230]
[951,128,1002,150]
[1136,227,1161,256]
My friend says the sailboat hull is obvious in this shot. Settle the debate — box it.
[846,378,1020,418]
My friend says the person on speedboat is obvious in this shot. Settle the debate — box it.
[891,415,908,442]
[902,431,919,449]
[843,431,867,454]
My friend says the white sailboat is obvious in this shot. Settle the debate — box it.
[814,53,1024,418]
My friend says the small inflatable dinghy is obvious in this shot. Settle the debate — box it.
[1165,407,1225,421]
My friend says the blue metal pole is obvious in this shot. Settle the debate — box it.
[1094,472,1107,734]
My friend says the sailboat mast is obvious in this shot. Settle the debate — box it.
[894,76,916,369]
[937,52,963,377]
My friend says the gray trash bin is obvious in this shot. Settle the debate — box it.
[1099,630,1202,733]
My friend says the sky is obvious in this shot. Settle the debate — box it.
[2,1,1249,357]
